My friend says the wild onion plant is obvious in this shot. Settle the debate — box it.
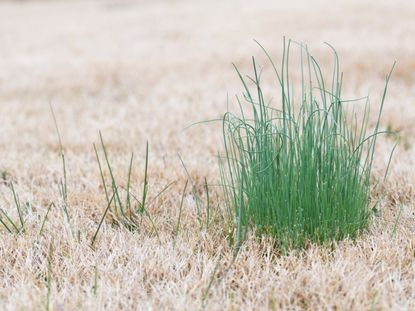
[220,40,395,250]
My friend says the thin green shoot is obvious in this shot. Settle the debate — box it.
[0,214,12,233]
[10,182,24,230]
[0,182,27,234]
[126,153,134,212]
[173,179,188,248]
[91,193,115,247]
[38,202,54,237]
[94,143,110,203]
[178,153,202,226]
[98,131,124,220]
[50,103,74,239]
[140,141,149,213]
[391,204,404,237]
[1,209,20,233]
[204,177,210,229]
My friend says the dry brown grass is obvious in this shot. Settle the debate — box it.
[0,0,414,310]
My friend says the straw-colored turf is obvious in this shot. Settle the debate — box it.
[0,0,414,310]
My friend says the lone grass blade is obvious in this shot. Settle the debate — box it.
[204,177,210,229]
[98,131,124,219]
[173,179,188,247]
[140,141,149,213]
[50,103,75,238]
[178,154,203,226]
[38,202,54,237]
[91,193,115,247]
[10,182,24,230]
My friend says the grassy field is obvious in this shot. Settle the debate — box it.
[0,0,414,310]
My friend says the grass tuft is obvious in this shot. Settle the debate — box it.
[220,39,395,250]
[92,132,173,245]
[0,182,27,234]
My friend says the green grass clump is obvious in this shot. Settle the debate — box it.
[220,40,394,250]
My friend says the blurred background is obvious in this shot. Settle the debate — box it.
[0,0,414,190]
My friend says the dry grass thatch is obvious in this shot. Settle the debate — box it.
[0,0,414,310]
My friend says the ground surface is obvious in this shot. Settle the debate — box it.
[0,0,414,310]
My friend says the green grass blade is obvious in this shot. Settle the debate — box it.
[91,193,115,247]
[38,202,54,237]
[174,179,188,247]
